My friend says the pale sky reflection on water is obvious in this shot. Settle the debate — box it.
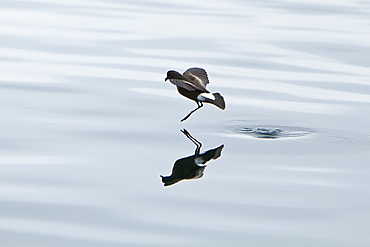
[0,0,369,247]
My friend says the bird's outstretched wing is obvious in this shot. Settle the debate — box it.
[183,67,210,88]
[168,79,200,91]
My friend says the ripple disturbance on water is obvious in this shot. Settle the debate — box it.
[234,125,360,144]
[239,126,313,140]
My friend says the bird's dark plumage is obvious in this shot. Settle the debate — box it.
[160,129,224,186]
[165,67,225,121]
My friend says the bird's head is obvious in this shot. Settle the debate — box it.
[165,70,182,81]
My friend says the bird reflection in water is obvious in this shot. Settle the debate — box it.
[160,129,224,186]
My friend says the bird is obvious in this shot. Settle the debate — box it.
[160,129,224,186]
[165,67,226,121]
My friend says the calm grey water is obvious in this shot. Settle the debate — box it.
[1,0,370,246]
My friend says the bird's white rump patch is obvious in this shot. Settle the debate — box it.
[197,93,215,101]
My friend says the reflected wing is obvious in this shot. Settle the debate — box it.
[183,67,210,88]
[168,79,200,91]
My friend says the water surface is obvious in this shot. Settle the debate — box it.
[1,0,369,246]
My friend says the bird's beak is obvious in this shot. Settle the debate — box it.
[164,77,168,81]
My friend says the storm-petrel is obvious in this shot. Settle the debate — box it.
[165,67,226,121]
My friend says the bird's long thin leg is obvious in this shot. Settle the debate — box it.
[180,102,203,122]
[181,129,202,155]
[181,129,202,148]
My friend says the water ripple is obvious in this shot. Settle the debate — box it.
[239,126,313,139]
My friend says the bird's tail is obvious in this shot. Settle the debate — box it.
[198,144,225,164]
[209,92,226,110]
